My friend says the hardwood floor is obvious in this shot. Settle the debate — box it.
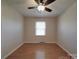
[6,43,72,59]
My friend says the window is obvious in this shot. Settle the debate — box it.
[35,21,46,36]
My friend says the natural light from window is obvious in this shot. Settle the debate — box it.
[35,21,46,36]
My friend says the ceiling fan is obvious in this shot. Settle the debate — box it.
[28,0,56,12]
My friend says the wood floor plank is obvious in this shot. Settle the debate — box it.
[6,43,71,59]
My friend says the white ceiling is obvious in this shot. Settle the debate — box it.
[6,0,76,17]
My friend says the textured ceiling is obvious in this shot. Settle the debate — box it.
[6,0,76,17]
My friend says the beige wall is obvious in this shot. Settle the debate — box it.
[24,17,57,43]
[1,1,24,58]
[57,2,77,55]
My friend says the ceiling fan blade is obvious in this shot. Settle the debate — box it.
[28,7,36,9]
[40,0,43,3]
[34,0,39,4]
[45,7,52,12]
[44,0,56,5]
[35,0,44,4]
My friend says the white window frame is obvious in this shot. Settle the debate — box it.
[35,21,46,36]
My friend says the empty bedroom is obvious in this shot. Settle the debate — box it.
[1,0,77,59]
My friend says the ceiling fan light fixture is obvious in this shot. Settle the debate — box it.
[37,5,45,11]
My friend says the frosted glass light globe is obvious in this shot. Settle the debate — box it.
[37,5,45,11]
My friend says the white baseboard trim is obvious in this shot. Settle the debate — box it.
[23,42,57,44]
[3,43,24,59]
[56,43,77,59]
